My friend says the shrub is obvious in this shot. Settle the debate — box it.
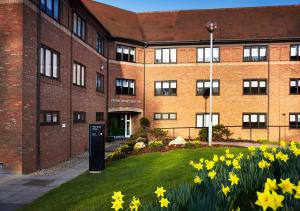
[198,125,233,141]
[139,117,150,128]
[149,128,168,141]
[148,140,163,149]
[185,140,201,148]
[130,128,149,141]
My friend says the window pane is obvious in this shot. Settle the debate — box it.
[73,13,77,33]
[259,115,265,123]
[204,114,210,127]
[251,114,258,122]
[46,0,52,15]
[290,115,296,122]
[81,67,85,86]
[53,0,59,19]
[162,82,169,88]
[162,114,169,120]
[162,49,170,63]
[52,113,58,123]
[155,49,161,63]
[123,47,129,61]
[212,114,219,126]
[77,16,81,36]
[244,48,250,60]
[170,81,176,88]
[251,47,259,60]
[169,113,176,120]
[197,48,204,62]
[213,48,219,62]
[251,81,258,87]
[73,64,76,83]
[40,47,44,74]
[213,81,219,88]
[243,115,249,122]
[291,46,297,56]
[46,113,52,123]
[76,64,81,85]
[204,81,210,88]
[244,81,250,87]
[170,49,176,63]
[52,53,58,78]
[155,113,161,120]
[290,80,297,87]
[81,21,85,40]
[197,81,204,88]
[205,48,210,62]
[260,47,267,59]
[45,49,51,77]
[196,115,203,127]
[259,81,266,87]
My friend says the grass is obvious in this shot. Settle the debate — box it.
[22,147,247,211]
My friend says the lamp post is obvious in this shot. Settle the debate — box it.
[206,21,217,147]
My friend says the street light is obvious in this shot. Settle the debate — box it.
[206,21,217,147]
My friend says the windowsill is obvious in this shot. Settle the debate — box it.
[243,94,268,96]
[154,95,177,97]
[243,60,268,63]
[289,127,300,130]
[242,127,267,129]
[40,123,60,126]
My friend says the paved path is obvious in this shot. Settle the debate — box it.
[0,140,126,211]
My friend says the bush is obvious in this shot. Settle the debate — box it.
[149,128,168,141]
[139,117,150,128]
[148,140,163,149]
[130,128,149,141]
[198,125,233,141]
[185,140,201,148]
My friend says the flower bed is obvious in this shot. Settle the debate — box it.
[111,141,300,210]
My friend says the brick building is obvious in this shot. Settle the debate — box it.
[0,0,299,174]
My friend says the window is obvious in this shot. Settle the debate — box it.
[290,113,300,129]
[244,46,267,62]
[96,34,105,55]
[40,111,59,125]
[197,47,220,63]
[96,112,104,121]
[40,0,59,20]
[40,45,59,79]
[73,13,86,40]
[155,81,177,96]
[96,73,104,92]
[243,79,267,95]
[290,79,300,94]
[115,79,135,95]
[196,113,219,128]
[73,111,86,123]
[116,45,135,62]
[73,62,85,87]
[242,113,267,128]
[154,113,177,120]
[155,48,176,64]
[196,80,220,96]
[290,45,300,61]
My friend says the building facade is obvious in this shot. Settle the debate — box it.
[0,0,300,174]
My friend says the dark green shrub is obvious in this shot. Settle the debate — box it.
[198,125,233,141]
[185,140,201,148]
[130,128,149,141]
[149,128,168,141]
[139,117,150,128]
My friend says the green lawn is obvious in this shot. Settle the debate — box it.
[22,147,247,211]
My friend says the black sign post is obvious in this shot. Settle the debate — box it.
[89,124,105,173]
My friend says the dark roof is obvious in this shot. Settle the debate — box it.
[81,0,300,44]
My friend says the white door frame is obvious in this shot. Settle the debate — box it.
[125,114,132,138]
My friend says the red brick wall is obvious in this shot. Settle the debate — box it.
[0,3,24,173]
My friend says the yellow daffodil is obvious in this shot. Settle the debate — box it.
[280,140,287,147]
[221,184,230,196]
[248,146,256,152]
[278,178,295,194]
[159,198,170,208]
[259,145,268,152]
[112,191,124,202]
[258,160,270,169]
[213,155,219,162]
[111,199,123,211]
[206,161,215,170]
[226,153,234,159]
[255,190,272,211]
[199,158,204,163]
[228,172,239,186]
[226,160,232,167]
[208,170,217,180]
[294,181,300,199]
[269,191,284,210]
[264,178,278,192]
[271,147,277,153]
[129,197,141,211]
[225,149,230,154]
[232,159,241,170]
[155,187,166,198]
[220,155,225,162]
[193,163,203,171]
[264,152,275,162]
[236,153,244,160]
[189,160,194,166]
[276,152,289,162]
[194,176,202,184]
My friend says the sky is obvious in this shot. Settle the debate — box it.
[95,0,300,12]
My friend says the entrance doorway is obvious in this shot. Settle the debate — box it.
[108,113,132,138]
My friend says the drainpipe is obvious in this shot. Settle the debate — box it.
[267,43,270,141]
[143,43,148,117]
[106,40,109,139]
[69,6,73,158]
[36,5,42,171]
